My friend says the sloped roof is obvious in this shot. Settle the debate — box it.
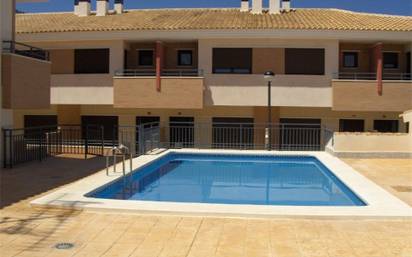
[16,8,412,34]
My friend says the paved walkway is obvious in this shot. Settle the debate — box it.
[0,156,411,257]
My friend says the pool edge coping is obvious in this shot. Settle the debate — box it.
[30,149,412,219]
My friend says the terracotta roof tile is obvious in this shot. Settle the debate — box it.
[15,8,412,34]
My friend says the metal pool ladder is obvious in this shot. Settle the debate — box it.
[106,144,133,177]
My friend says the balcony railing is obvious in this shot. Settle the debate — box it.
[115,69,202,77]
[334,72,411,81]
[2,40,49,61]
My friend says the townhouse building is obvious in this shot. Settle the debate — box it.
[2,0,412,156]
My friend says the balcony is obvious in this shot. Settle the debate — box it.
[113,69,204,109]
[332,73,412,112]
[2,41,51,109]
[2,41,50,61]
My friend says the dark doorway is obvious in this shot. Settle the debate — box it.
[81,116,118,141]
[137,116,160,126]
[279,118,321,150]
[339,119,365,132]
[374,120,399,133]
[169,117,194,147]
[212,117,254,149]
[24,115,57,128]
[23,115,58,138]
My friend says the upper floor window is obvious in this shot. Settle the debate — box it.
[74,49,109,74]
[285,48,325,75]
[373,120,399,133]
[383,52,399,69]
[178,50,193,66]
[339,119,365,132]
[342,52,358,68]
[138,50,154,66]
[212,48,252,74]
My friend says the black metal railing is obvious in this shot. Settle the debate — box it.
[2,40,49,61]
[2,125,105,168]
[114,69,202,77]
[3,122,334,168]
[334,72,411,80]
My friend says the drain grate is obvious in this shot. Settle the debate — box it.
[392,186,412,193]
[55,243,75,250]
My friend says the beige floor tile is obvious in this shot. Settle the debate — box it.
[72,242,113,257]
[101,243,138,257]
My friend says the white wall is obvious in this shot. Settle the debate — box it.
[332,132,412,153]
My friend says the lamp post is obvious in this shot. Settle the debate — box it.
[264,71,275,151]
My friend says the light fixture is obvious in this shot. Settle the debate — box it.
[264,71,275,82]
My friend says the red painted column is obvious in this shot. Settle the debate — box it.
[374,42,383,96]
[155,41,163,92]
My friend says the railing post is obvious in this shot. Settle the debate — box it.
[9,129,13,168]
[38,128,43,162]
[10,41,15,54]
[3,128,10,168]
[85,125,89,159]
[101,126,105,156]
[239,124,243,150]
[139,125,145,155]
[112,126,116,148]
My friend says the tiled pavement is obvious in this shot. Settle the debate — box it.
[0,155,411,257]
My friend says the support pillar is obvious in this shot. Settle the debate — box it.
[155,41,164,92]
[374,42,383,96]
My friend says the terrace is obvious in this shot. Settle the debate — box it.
[111,41,205,109]
[0,155,411,257]
[1,41,51,109]
[332,42,412,112]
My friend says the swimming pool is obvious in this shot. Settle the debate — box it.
[88,153,365,206]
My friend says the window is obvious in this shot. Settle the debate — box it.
[285,48,325,75]
[177,50,193,66]
[383,52,399,69]
[212,48,252,74]
[343,52,358,68]
[81,116,118,141]
[339,119,365,132]
[212,118,254,149]
[138,50,154,66]
[24,115,57,128]
[374,120,399,133]
[24,115,58,139]
[74,49,109,74]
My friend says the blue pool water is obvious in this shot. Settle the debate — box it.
[88,153,365,206]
